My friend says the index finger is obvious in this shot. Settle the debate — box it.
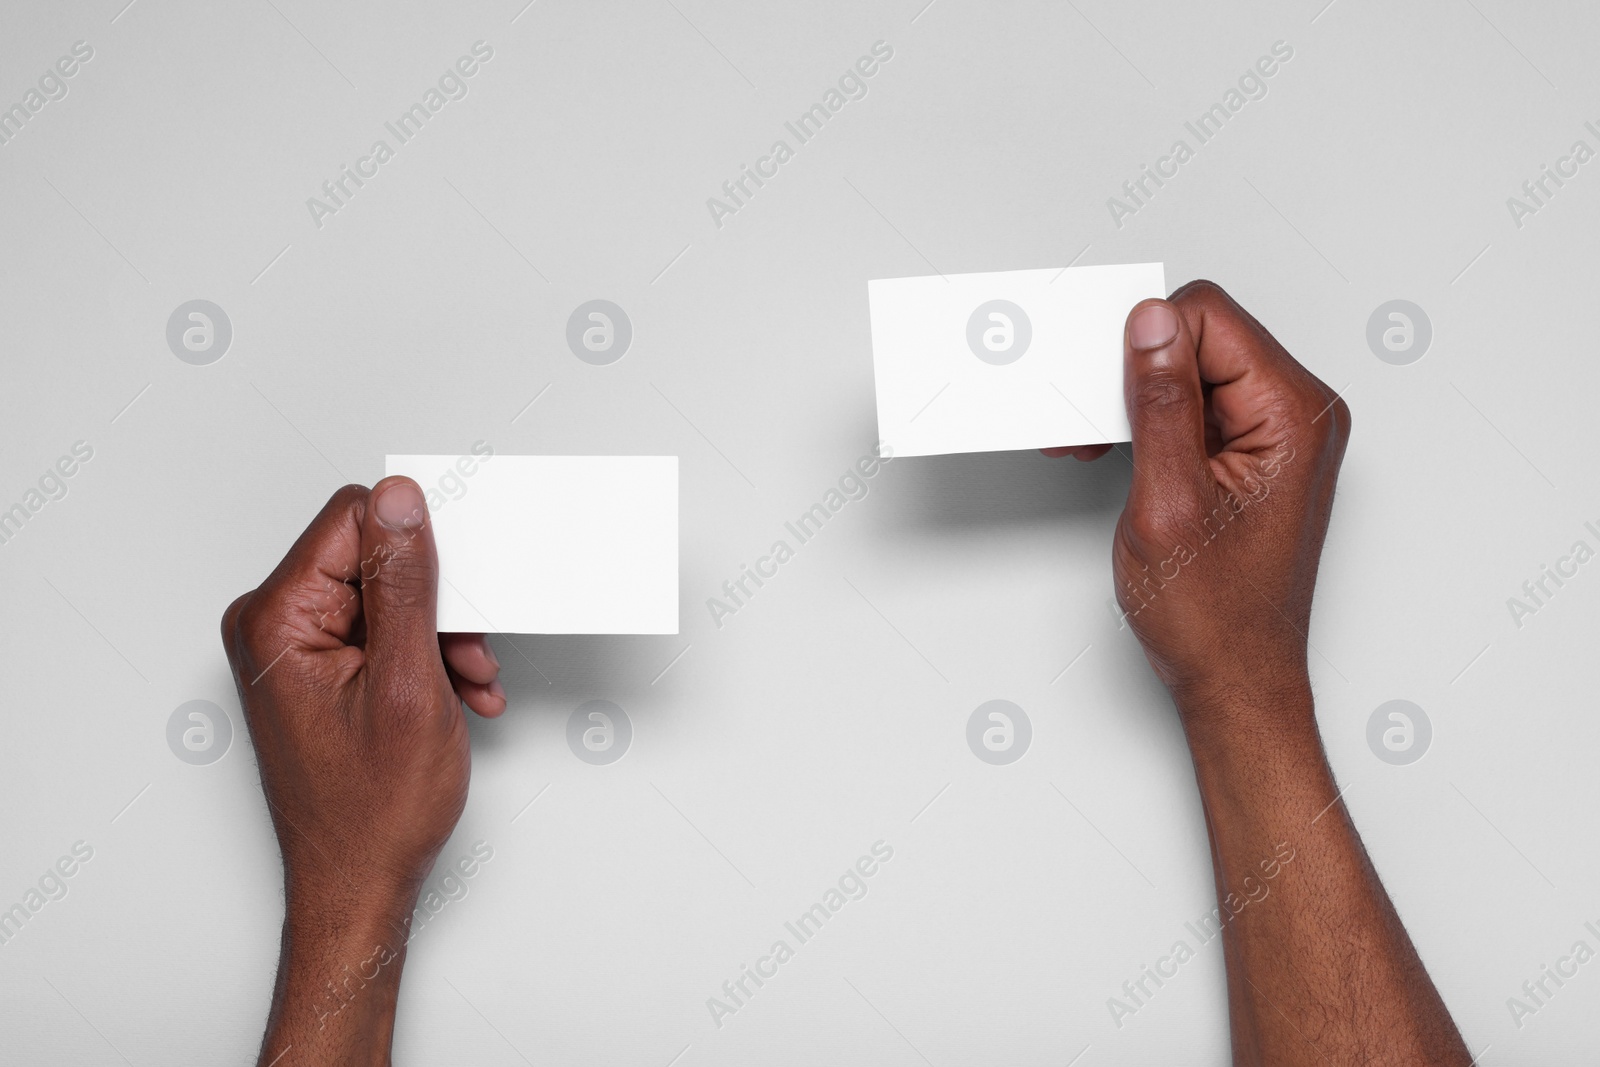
[1169,280,1305,386]
[250,483,370,648]
[1170,280,1333,451]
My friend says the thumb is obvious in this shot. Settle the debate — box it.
[1124,299,1211,507]
[357,476,440,670]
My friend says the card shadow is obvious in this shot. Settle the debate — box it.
[870,445,1131,537]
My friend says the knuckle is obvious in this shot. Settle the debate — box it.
[1122,500,1193,552]
[233,595,283,659]
[1296,385,1353,452]
[220,592,252,655]
[1170,278,1229,311]
[1278,380,1320,418]
[1172,277,1223,299]
[1295,386,1330,424]
[1299,401,1351,466]
[1331,396,1354,443]
[1286,356,1337,398]
[1122,509,1165,549]
[367,550,435,605]
[332,482,370,508]
[1131,371,1192,415]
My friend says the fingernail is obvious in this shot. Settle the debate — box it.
[374,480,426,529]
[1129,303,1180,352]
[484,642,501,670]
[488,679,506,702]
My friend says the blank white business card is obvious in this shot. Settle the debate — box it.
[868,262,1165,457]
[385,454,678,634]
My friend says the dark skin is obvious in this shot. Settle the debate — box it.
[1050,280,1469,1065]
[222,280,1470,1065]
[222,478,504,1065]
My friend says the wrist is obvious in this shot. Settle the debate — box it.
[1172,679,1342,832]
[262,889,418,1067]
[283,875,418,991]
[1170,666,1314,735]
[283,895,415,968]
[285,872,419,939]
[280,884,418,1002]
[1173,673,1326,774]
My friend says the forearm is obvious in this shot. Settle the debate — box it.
[257,882,416,1067]
[1180,681,1469,1067]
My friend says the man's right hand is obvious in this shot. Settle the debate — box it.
[1058,280,1352,719]
[1050,282,1468,1066]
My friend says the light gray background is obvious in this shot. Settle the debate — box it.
[1,0,1596,1063]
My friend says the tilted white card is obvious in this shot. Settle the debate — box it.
[868,263,1165,456]
[385,453,678,634]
